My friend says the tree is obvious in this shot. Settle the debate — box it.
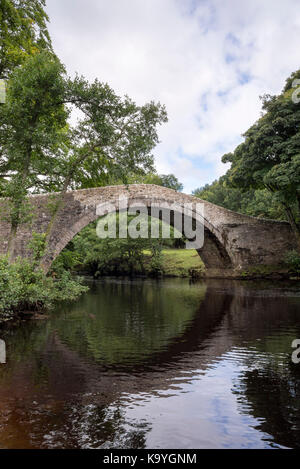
[156,173,183,191]
[0,51,68,253]
[0,0,52,78]
[56,214,163,278]
[222,69,300,247]
[193,175,286,220]
[116,172,183,191]
[0,51,168,261]
[193,176,242,212]
[54,75,167,194]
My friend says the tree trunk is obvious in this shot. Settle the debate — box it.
[283,204,300,252]
[7,220,18,260]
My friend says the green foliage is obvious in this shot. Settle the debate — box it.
[193,176,244,212]
[0,53,167,197]
[240,265,280,278]
[26,232,46,263]
[284,250,300,276]
[87,237,150,277]
[51,248,82,275]
[0,0,170,316]
[239,189,287,220]
[148,241,163,275]
[46,194,62,217]
[0,50,68,244]
[156,174,183,191]
[56,219,204,279]
[222,69,300,239]
[0,50,167,260]
[68,218,164,277]
[56,76,167,192]
[0,255,88,323]
[0,0,52,78]
[57,211,188,278]
[123,172,183,191]
[157,249,204,277]
[193,175,286,220]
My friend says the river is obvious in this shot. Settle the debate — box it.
[0,277,299,449]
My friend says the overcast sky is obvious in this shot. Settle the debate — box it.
[46,0,300,193]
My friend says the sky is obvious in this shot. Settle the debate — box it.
[46,0,300,194]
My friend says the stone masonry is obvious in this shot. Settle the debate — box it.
[0,184,297,275]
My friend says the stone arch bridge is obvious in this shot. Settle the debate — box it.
[0,184,296,276]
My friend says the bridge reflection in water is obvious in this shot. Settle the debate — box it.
[0,278,299,449]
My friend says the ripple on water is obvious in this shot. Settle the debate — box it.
[0,277,299,448]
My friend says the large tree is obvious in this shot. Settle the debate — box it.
[0,51,67,252]
[114,172,183,191]
[193,175,286,221]
[222,69,300,247]
[0,52,167,259]
[0,0,52,78]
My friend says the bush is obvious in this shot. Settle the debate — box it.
[285,250,300,276]
[0,256,88,323]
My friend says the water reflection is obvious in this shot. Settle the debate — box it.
[0,278,299,448]
[234,357,300,449]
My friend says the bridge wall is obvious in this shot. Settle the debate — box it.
[0,184,297,275]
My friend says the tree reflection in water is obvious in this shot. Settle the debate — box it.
[234,361,300,449]
[0,278,299,449]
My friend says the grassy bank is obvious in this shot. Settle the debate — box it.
[144,249,205,277]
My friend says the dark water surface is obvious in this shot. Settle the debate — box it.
[0,277,300,449]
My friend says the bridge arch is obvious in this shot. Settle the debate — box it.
[40,187,233,273]
[0,184,296,276]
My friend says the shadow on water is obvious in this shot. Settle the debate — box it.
[0,277,299,448]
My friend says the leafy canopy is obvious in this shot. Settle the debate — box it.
[0,0,52,78]
[0,51,168,221]
[222,69,300,237]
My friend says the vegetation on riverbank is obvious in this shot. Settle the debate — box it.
[284,250,300,277]
[0,1,299,324]
[54,214,199,278]
[75,248,205,278]
[0,256,88,323]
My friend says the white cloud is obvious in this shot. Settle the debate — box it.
[46,0,300,193]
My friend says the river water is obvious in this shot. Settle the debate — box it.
[0,277,299,449]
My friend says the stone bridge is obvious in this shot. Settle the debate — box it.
[0,184,297,276]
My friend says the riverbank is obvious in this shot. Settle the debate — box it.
[0,256,88,326]
[144,249,205,277]
[1,249,298,326]
[76,248,297,280]
[76,248,206,278]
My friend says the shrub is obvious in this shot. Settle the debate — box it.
[0,256,88,323]
[285,250,300,276]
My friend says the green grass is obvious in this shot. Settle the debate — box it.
[144,249,205,277]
